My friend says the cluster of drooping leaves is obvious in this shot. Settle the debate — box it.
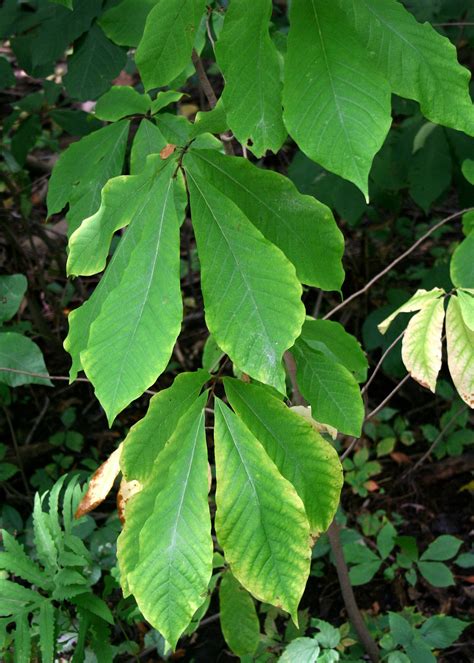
[0,477,115,661]
[23,0,474,651]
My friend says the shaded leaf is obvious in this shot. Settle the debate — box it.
[219,572,260,657]
[0,274,27,323]
[0,333,52,387]
[99,0,157,47]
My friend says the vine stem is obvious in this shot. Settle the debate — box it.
[0,367,157,396]
[327,521,380,662]
[324,207,474,321]
[283,354,380,663]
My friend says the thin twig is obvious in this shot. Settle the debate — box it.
[402,403,467,478]
[191,48,218,108]
[324,208,473,321]
[361,330,405,396]
[0,367,157,396]
[365,374,411,421]
[24,397,50,446]
[327,522,380,662]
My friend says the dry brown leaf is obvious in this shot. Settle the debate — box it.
[75,444,122,519]
[159,143,176,160]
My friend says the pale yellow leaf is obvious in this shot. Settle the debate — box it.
[446,296,474,408]
[378,288,444,335]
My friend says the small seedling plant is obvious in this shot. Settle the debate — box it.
[0,0,473,658]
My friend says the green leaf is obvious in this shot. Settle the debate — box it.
[0,333,52,387]
[408,126,452,212]
[121,369,209,483]
[349,560,382,585]
[457,290,474,331]
[185,149,344,290]
[186,169,305,393]
[389,613,435,663]
[64,24,127,101]
[451,233,474,289]
[0,274,27,323]
[224,378,342,534]
[124,396,213,649]
[216,0,286,156]
[417,561,454,587]
[0,56,16,89]
[33,493,57,571]
[280,637,320,663]
[420,615,468,649]
[0,579,41,616]
[214,399,311,621]
[95,86,151,121]
[38,602,55,663]
[378,288,445,335]
[0,531,48,589]
[14,613,31,663]
[47,120,129,234]
[136,0,206,89]
[340,0,474,136]
[191,100,228,138]
[130,120,167,174]
[377,522,397,560]
[99,0,157,47]
[219,572,260,657]
[291,342,364,437]
[446,296,474,408]
[283,0,391,197]
[300,319,368,383]
[420,535,462,562]
[81,160,183,424]
[67,154,169,276]
[202,334,224,373]
[456,552,474,568]
[150,90,185,115]
[72,593,114,624]
[401,296,445,392]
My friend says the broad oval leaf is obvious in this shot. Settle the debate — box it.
[0,274,27,323]
[450,233,474,289]
[186,169,305,393]
[0,333,52,387]
[47,120,129,234]
[214,399,311,621]
[224,378,342,534]
[185,149,344,290]
[446,296,474,408]
[67,155,170,276]
[401,296,445,392]
[95,85,151,121]
[283,0,391,197]
[99,0,157,47]
[81,160,183,424]
[457,290,474,331]
[121,370,209,484]
[130,119,168,175]
[300,319,368,383]
[121,395,213,649]
[216,0,286,156]
[219,572,260,657]
[291,341,364,437]
[340,0,474,136]
[136,0,206,90]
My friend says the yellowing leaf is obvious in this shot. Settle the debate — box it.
[378,288,445,335]
[401,296,445,392]
[446,296,474,408]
